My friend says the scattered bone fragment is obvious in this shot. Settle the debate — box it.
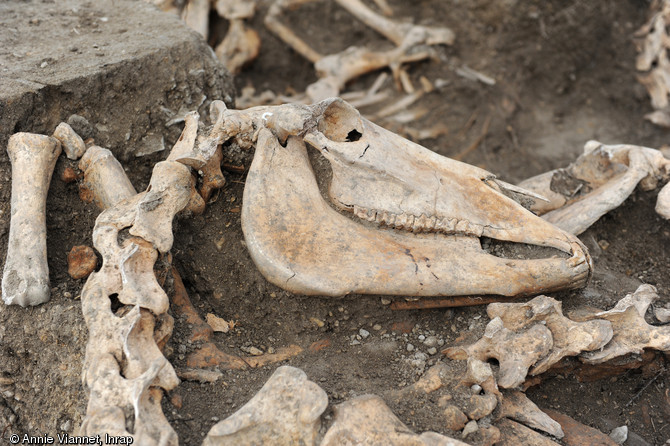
[443,318,553,388]
[543,409,617,446]
[265,0,455,102]
[53,122,86,160]
[203,366,327,446]
[171,267,214,342]
[67,245,98,279]
[187,342,249,370]
[499,390,564,439]
[519,141,670,233]
[79,146,137,209]
[206,313,232,333]
[487,295,613,374]
[243,99,591,298]
[181,0,209,38]
[50,124,81,161]
[2,133,61,306]
[61,166,79,183]
[215,19,261,74]
[572,284,670,364]
[655,305,670,323]
[656,181,670,219]
[176,367,223,383]
[320,394,469,446]
[495,418,561,446]
[635,0,670,126]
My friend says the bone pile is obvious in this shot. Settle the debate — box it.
[635,0,670,127]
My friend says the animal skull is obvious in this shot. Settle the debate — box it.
[242,98,592,297]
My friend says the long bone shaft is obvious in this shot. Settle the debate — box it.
[2,133,61,306]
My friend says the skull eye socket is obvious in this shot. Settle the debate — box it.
[318,99,364,142]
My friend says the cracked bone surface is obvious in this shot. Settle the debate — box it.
[519,141,670,233]
[321,394,469,446]
[203,366,328,445]
[571,284,670,364]
[79,102,228,444]
[444,317,553,388]
[242,98,591,297]
[2,133,61,306]
[487,295,613,375]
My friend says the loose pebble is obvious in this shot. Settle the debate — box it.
[406,343,415,352]
[359,328,370,338]
[462,420,478,438]
[609,426,628,445]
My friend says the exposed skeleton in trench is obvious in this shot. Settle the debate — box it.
[5,94,670,443]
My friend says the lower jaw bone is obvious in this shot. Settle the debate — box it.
[2,133,61,306]
[242,128,590,297]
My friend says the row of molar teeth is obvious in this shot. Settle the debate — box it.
[353,206,484,237]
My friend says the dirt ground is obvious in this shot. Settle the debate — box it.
[1,0,670,445]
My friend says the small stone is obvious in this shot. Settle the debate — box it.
[380,297,391,305]
[67,245,97,279]
[359,328,370,338]
[465,393,498,420]
[427,347,437,355]
[598,239,610,250]
[248,347,263,356]
[60,420,72,432]
[462,420,478,438]
[423,335,438,347]
[310,317,325,328]
[350,339,361,346]
[471,384,482,394]
[418,335,426,341]
[443,405,468,431]
[609,426,628,445]
[406,343,415,352]
[67,114,95,140]
[373,324,382,331]
[63,292,72,299]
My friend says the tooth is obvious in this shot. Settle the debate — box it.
[426,216,437,231]
[354,205,367,219]
[386,213,396,226]
[366,209,377,222]
[395,213,408,229]
[412,214,427,232]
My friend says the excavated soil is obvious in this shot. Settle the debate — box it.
[1,0,670,445]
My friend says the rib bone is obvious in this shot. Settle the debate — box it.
[2,133,61,306]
